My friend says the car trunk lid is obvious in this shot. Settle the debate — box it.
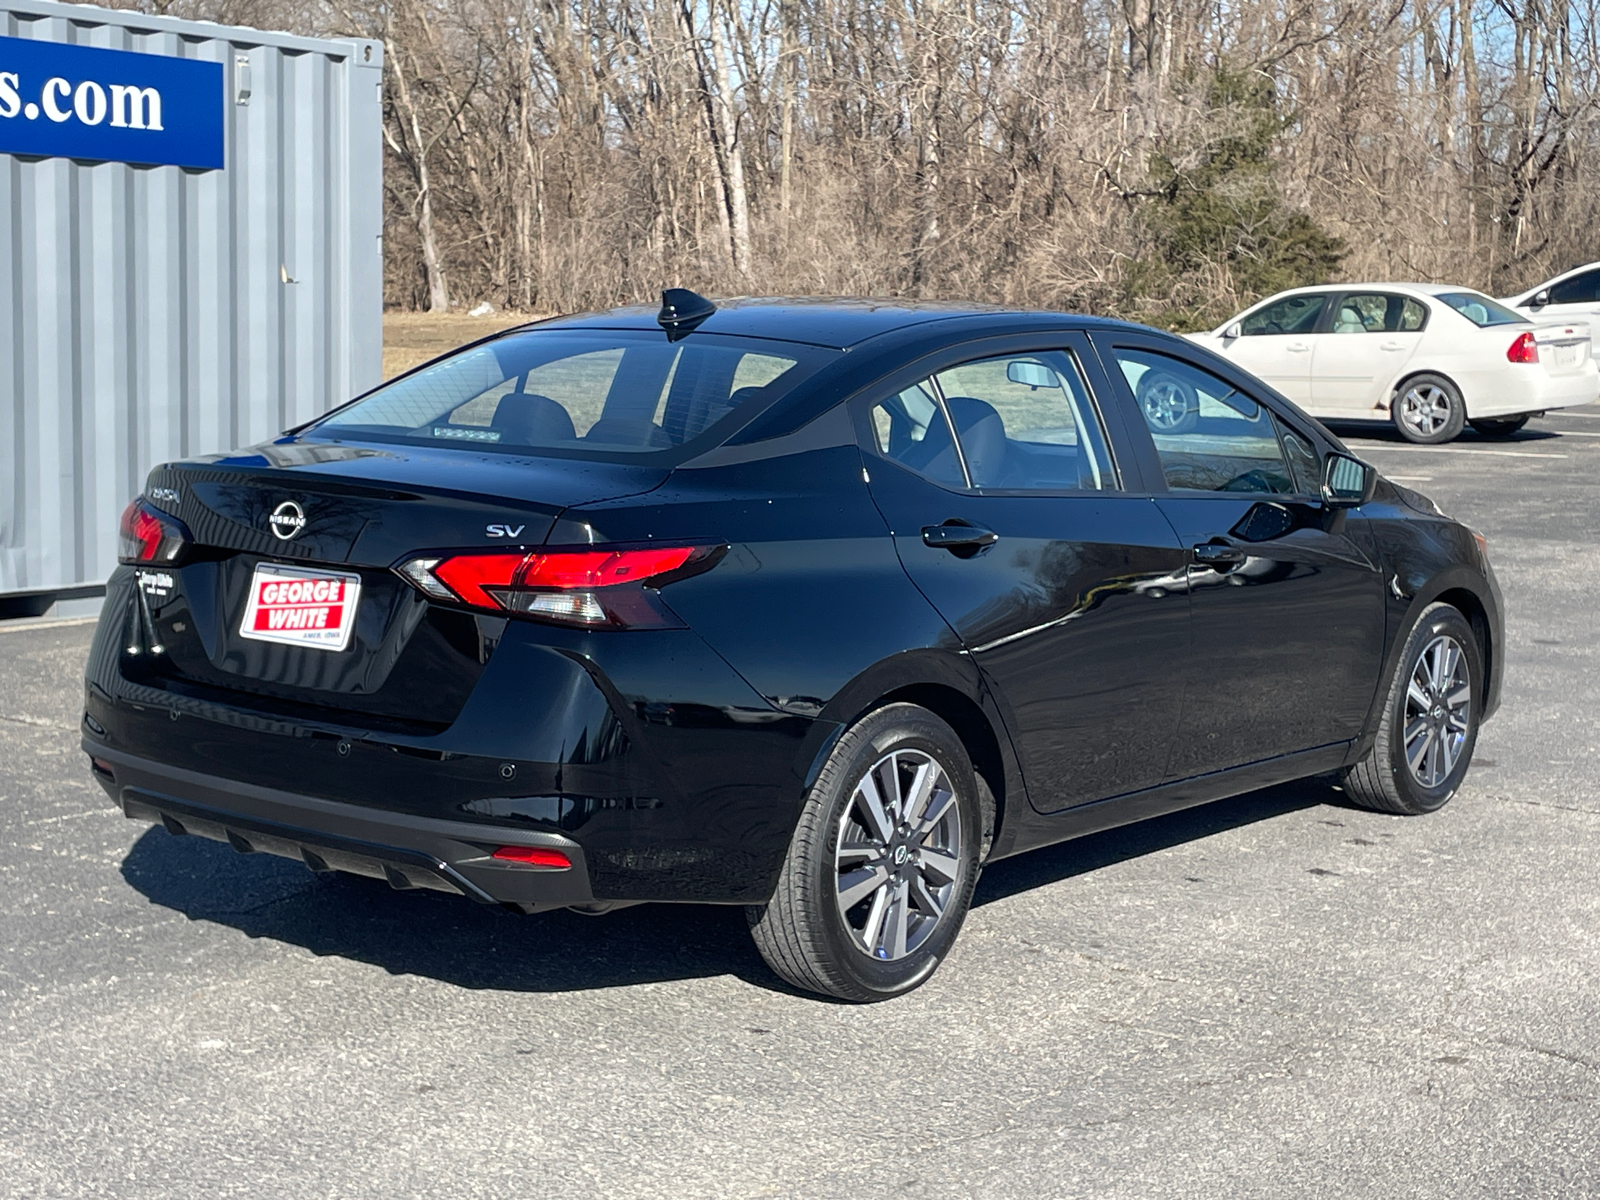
[1528,321,1592,375]
[124,438,668,727]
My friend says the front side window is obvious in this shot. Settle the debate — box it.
[1239,295,1327,336]
[1436,292,1526,328]
[314,330,835,458]
[1114,348,1296,495]
[1332,294,1429,334]
[1548,270,1600,305]
[1280,425,1321,494]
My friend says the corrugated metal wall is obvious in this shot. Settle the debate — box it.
[0,0,382,599]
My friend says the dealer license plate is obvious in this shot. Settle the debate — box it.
[1552,343,1581,368]
[239,563,362,651]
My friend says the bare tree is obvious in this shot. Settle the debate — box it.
[122,0,1600,320]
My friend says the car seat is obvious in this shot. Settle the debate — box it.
[1334,306,1366,334]
[490,393,576,444]
[941,397,1008,488]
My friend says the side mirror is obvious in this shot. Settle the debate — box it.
[1322,452,1376,508]
[1006,361,1059,389]
[1532,289,1550,308]
[1223,322,1243,339]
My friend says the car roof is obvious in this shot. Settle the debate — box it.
[1258,282,1492,301]
[529,296,1118,350]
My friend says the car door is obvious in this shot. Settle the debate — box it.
[1213,293,1328,404]
[1309,292,1426,414]
[1095,334,1387,778]
[858,334,1191,814]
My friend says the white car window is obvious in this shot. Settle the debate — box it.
[1547,270,1600,305]
[1436,292,1525,327]
[1332,294,1428,334]
[1239,295,1326,336]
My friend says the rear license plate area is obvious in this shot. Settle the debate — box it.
[239,563,362,651]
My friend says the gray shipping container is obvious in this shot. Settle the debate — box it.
[0,0,382,609]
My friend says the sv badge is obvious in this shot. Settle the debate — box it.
[486,523,525,539]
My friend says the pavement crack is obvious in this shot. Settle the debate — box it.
[1484,1036,1600,1075]
[1491,1037,1600,1074]
[0,713,77,733]
[1498,796,1600,817]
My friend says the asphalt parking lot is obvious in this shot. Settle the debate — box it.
[3,406,1598,1199]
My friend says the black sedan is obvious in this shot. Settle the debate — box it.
[84,292,1503,1001]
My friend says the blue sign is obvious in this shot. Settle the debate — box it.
[0,35,224,170]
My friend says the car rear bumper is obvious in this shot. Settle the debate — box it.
[87,742,599,910]
[1469,361,1599,418]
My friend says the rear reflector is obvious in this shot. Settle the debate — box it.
[1507,331,1539,363]
[492,845,572,870]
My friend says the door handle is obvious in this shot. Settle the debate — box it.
[1192,542,1246,567]
[922,523,999,555]
[1380,342,1406,351]
[1286,342,1310,353]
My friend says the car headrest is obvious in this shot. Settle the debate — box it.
[943,397,1007,488]
[491,393,576,444]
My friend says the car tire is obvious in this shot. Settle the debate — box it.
[1342,603,1483,815]
[747,703,982,1002]
[1469,415,1530,438]
[1392,374,1466,444]
[1138,370,1200,434]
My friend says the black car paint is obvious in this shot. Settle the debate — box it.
[82,303,1504,912]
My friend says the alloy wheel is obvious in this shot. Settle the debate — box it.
[1403,634,1472,788]
[1399,384,1454,438]
[1141,377,1193,431]
[834,749,963,962]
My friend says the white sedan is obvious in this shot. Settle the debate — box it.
[1188,283,1597,443]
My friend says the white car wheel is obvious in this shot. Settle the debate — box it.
[1393,374,1466,444]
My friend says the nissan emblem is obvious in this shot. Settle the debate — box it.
[269,500,307,541]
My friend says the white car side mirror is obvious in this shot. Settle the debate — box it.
[1223,322,1242,339]
[1532,289,1550,307]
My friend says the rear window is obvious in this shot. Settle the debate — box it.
[312,330,836,457]
[1435,292,1526,327]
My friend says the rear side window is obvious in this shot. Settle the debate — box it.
[870,381,967,489]
[868,350,1118,491]
[1436,292,1526,327]
[314,331,835,457]
[1113,348,1296,495]
[933,352,1116,490]
[1332,294,1429,334]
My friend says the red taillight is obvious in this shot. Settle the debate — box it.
[399,544,723,628]
[430,553,534,609]
[117,498,190,565]
[492,845,572,869]
[1507,331,1539,363]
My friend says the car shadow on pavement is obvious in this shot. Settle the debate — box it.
[119,778,1336,996]
[1320,420,1564,445]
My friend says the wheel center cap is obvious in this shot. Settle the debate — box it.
[892,845,909,867]
[1432,704,1445,720]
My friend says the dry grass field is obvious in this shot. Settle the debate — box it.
[382,311,546,380]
